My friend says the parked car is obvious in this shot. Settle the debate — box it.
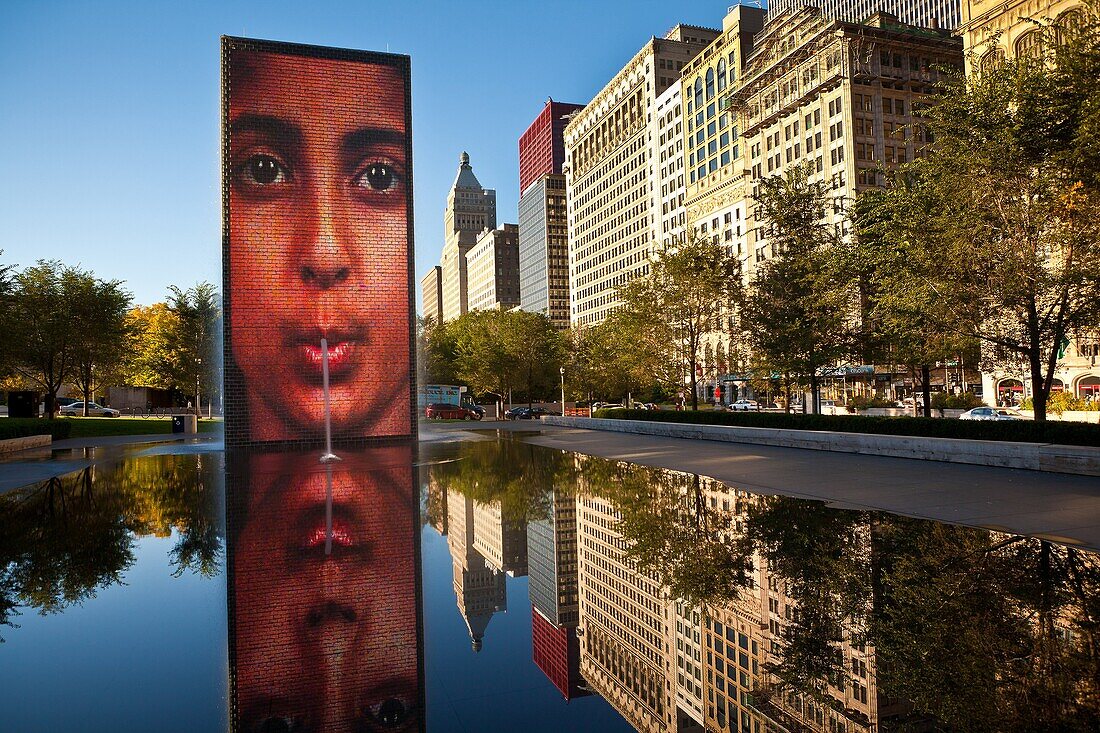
[507,407,561,420]
[727,399,760,412]
[60,401,120,417]
[425,402,481,421]
[959,407,1022,421]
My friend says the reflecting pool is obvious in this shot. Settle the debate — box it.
[1,434,1098,732]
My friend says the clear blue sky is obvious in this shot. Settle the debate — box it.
[1,1,746,308]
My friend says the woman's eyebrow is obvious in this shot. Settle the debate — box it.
[341,127,406,155]
[229,114,303,146]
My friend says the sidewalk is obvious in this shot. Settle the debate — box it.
[423,421,1100,552]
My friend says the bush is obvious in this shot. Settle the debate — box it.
[1021,393,1095,414]
[589,408,1100,447]
[0,419,72,441]
[930,391,985,410]
[849,395,896,409]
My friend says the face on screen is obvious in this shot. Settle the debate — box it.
[231,448,420,732]
[226,47,411,443]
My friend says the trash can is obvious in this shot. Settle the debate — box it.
[171,415,198,434]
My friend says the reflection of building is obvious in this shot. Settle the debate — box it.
[518,99,583,329]
[466,224,521,313]
[447,488,508,652]
[576,491,673,732]
[472,494,529,577]
[564,25,720,327]
[421,265,443,323]
[529,487,589,700]
[440,152,497,321]
[956,0,1097,406]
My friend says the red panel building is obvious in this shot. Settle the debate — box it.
[531,608,589,701]
[518,99,584,194]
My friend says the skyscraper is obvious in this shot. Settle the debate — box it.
[765,0,961,29]
[518,100,583,329]
[440,152,496,322]
[564,25,720,327]
[421,265,443,323]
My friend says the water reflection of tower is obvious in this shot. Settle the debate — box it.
[575,489,673,733]
[528,487,590,700]
[446,487,508,652]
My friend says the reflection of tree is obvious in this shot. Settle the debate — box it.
[589,459,1100,731]
[583,456,751,607]
[427,439,567,524]
[0,455,223,641]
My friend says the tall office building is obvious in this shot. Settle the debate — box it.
[466,224,521,313]
[421,265,443,323]
[519,100,583,329]
[651,80,687,252]
[472,493,529,577]
[440,152,497,321]
[519,99,585,194]
[564,25,720,327]
[766,0,962,29]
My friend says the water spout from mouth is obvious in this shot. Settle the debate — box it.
[319,337,341,463]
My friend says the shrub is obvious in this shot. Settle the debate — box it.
[930,391,985,410]
[849,395,896,409]
[589,408,1100,447]
[1020,393,1095,414]
[0,419,72,441]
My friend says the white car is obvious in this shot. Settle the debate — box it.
[727,399,760,411]
[959,406,1021,421]
[60,401,120,417]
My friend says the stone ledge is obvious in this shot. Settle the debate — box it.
[0,434,52,455]
[540,416,1100,477]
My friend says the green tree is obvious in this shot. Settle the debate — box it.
[10,261,85,416]
[503,310,562,406]
[877,10,1100,420]
[614,232,741,410]
[69,276,133,414]
[742,166,852,413]
[166,283,220,412]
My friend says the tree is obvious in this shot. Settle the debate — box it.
[614,232,741,410]
[10,261,84,417]
[0,253,17,380]
[503,311,562,407]
[166,283,220,412]
[69,276,132,414]
[849,191,978,417]
[877,10,1100,420]
[119,303,180,390]
[742,166,852,413]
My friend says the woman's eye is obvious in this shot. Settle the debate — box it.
[241,154,288,185]
[356,162,399,192]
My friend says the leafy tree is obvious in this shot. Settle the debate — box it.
[742,166,852,413]
[119,303,180,390]
[877,10,1100,420]
[613,232,740,410]
[9,261,85,416]
[566,316,656,405]
[0,252,17,380]
[419,315,460,386]
[849,191,977,417]
[69,276,132,414]
[504,310,562,407]
[166,283,220,411]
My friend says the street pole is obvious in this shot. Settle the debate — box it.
[560,366,566,416]
[196,358,202,419]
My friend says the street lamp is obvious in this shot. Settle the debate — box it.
[560,366,566,417]
[196,358,202,419]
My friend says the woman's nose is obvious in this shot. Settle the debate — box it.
[299,187,353,289]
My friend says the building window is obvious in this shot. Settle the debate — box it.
[717,58,727,92]
[705,68,715,100]
[1015,30,1043,58]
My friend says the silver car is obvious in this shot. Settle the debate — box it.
[60,401,120,417]
[959,407,1020,421]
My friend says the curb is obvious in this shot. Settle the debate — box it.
[0,435,52,455]
[540,416,1100,477]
